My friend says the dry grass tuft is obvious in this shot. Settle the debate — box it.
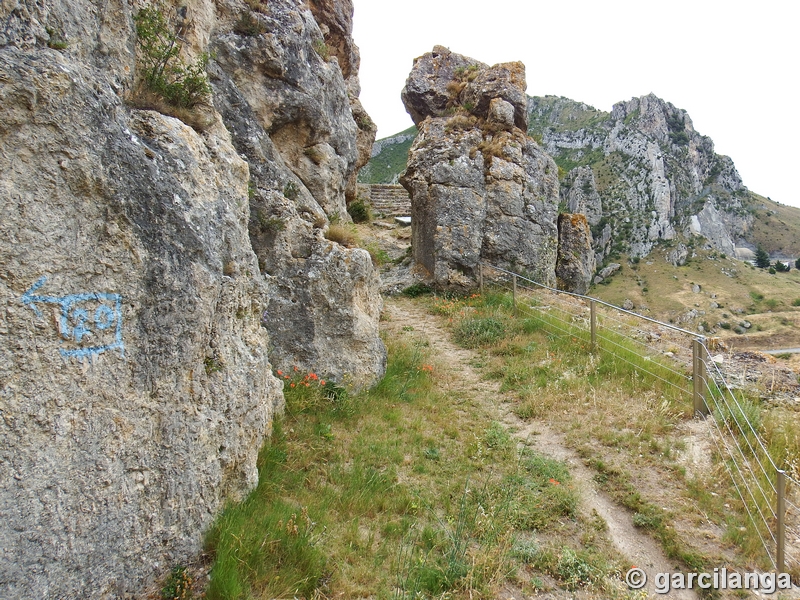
[325,223,356,247]
[244,0,269,13]
[446,79,467,98]
[445,113,478,131]
[128,88,216,132]
[475,136,507,162]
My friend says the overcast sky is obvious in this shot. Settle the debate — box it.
[352,0,799,208]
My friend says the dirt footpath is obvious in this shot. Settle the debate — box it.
[382,297,700,600]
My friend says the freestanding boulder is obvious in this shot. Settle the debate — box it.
[400,47,560,288]
[556,213,596,294]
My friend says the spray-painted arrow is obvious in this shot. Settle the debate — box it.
[21,276,125,359]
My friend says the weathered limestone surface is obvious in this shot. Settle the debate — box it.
[400,47,560,288]
[556,214,596,295]
[211,0,385,389]
[565,166,602,227]
[0,47,283,598]
[0,0,382,596]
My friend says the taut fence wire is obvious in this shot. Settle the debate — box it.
[478,261,796,574]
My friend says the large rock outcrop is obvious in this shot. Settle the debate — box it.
[210,1,385,389]
[556,213,596,295]
[400,46,560,287]
[0,0,382,596]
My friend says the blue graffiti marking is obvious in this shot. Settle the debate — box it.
[21,276,125,359]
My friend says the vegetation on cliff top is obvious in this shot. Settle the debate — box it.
[130,6,212,130]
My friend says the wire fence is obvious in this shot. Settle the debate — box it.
[478,261,797,574]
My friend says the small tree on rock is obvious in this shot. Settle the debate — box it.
[754,245,771,269]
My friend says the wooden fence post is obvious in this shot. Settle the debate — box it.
[693,339,709,416]
[512,274,517,316]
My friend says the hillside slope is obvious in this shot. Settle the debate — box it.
[357,125,416,183]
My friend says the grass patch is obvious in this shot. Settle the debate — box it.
[203,323,627,598]
[204,283,797,596]
[454,316,506,348]
[433,288,741,574]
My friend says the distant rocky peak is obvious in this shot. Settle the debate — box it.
[611,93,695,146]
[525,92,754,260]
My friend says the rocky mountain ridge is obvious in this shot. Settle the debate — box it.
[363,93,800,265]
[529,93,751,262]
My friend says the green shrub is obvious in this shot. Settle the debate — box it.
[347,200,371,223]
[283,181,299,200]
[45,26,68,50]
[312,39,330,61]
[256,210,285,233]
[133,7,211,109]
[792,299,800,307]
[754,245,770,268]
[402,283,433,298]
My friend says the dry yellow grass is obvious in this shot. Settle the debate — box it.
[592,247,800,352]
[324,223,356,247]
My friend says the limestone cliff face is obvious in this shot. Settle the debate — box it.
[400,47,560,287]
[0,0,381,596]
[210,0,385,389]
[529,94,753,261]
